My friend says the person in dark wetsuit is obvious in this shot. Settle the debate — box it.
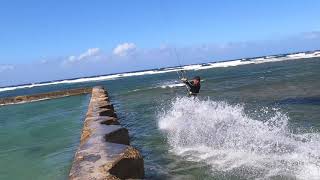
[181,76,201,96]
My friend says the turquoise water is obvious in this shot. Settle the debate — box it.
[108,58,320,179]
[1,58,320,179]
[0,95,89,180]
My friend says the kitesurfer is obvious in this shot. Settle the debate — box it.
[181,76,201,96]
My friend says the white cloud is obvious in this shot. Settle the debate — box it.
[78,48,101,60]
[68,48,101,62]
[113,42,136,56]
[40,59,48,64]
[302,31,320,40]
[0,65,14,73]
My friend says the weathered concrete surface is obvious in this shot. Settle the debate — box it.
[69,141,143,180]
[0,87,92,106]
[69,86,144,180]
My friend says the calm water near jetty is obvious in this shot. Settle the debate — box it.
[0,57,320,179]
[0,95,89,180]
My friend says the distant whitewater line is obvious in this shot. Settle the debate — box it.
[1,50,319,93]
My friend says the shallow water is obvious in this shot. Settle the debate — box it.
[0,95,89,180]
[0,57,320,179]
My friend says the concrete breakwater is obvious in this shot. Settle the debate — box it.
[0,87,92,106]
[69,86,144,179]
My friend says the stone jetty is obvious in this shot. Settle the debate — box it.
[69,86,144,179]
[0,87,92,106]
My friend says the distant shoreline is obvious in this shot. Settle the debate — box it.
[1,49,319,90]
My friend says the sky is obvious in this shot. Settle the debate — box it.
[0,0,320,86]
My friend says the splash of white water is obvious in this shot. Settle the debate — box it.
[158,97,320,179]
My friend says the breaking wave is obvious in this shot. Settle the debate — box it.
[128,80,185,93]
[158,98,320,179]
[0,70,177,93]
[1,50,319,93]
[0,75,120,93]
[157,80,185,89]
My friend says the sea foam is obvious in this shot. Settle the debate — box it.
[158,97,320,179]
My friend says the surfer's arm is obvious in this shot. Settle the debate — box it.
[183,80,193,88]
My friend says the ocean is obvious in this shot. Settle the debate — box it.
[0,52,320,179]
